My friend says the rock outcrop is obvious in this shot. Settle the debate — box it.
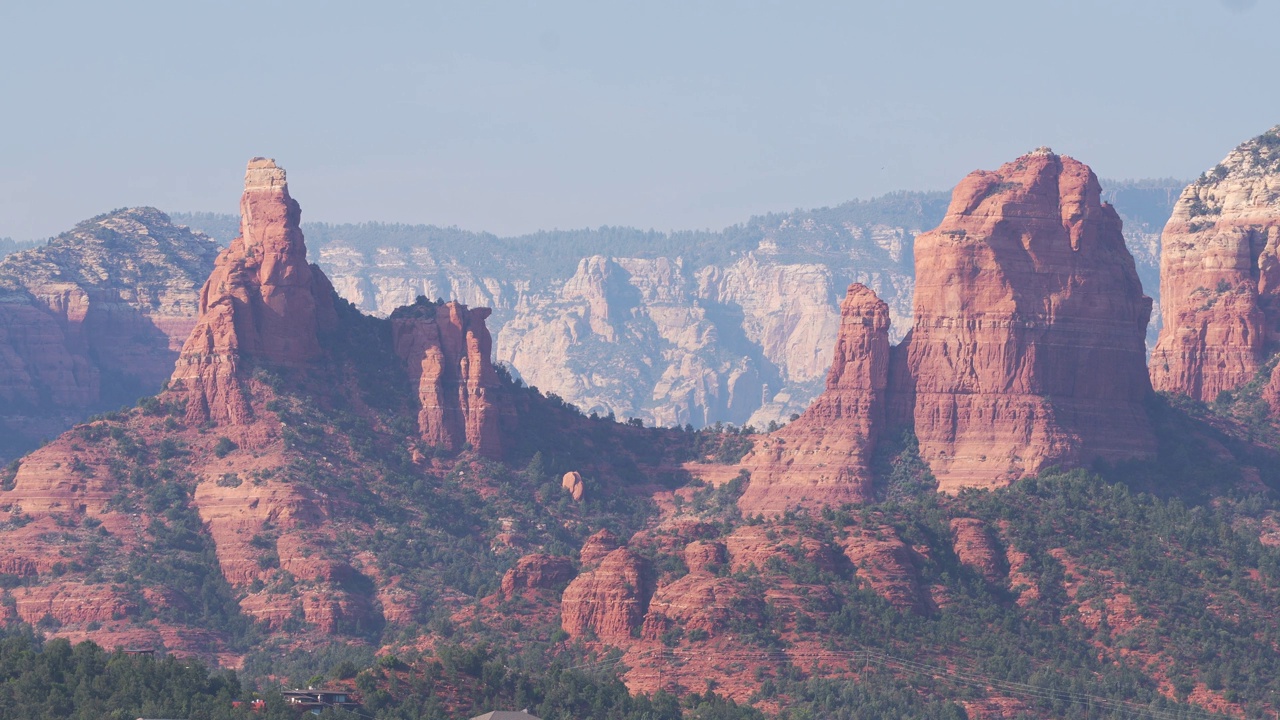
[559,548,653,641]
[737,284,890,515]
[170,158,338,425]
[640,573,746,641]
[579,529,620,568]
[391,298,506,457]
[0,209,217,462]
[560,471,585,501]
[1151,127,1280,403]
[842,527,926,612]
[949,518,1004,585]
[501,554,576,597]
[897,148,1155,491]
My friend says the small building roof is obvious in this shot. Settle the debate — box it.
[471,711,542,720]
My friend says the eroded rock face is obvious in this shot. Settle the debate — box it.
[640,573,747,641]
[501,554,576,598]
[734,150,1157,512]
[1151,127,1280,403]
[738,284,890,515]
[560,548,653,642]
[0,209,217,462]
[898,148,1155,490]
[950,518,1004,585]
[579,529,620,568]
[170,158,338,425]
[391,300,506,457]
[841,527,925,612]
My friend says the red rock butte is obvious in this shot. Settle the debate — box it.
[738,149,1157,514]
[1150,127,1280,406]
[898,148,1155,491]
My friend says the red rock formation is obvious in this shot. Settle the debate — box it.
[391,300,505,458]
[12,584,138,626]
[501,554,576,597]
[560,548,653,642]
[1150,127,1280,403]
[898,148,1155,491]
[841,526,925,612]
[640,573,748,641]
[737,283,890,515]
[170,158,338,425]
[949,518,1004,584]
[561,471,585,501]
[580,529,620,568]
[723,525,838,574]
[683,540,727,573]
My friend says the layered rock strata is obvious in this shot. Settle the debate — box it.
[501,554,576,598]
[897,149,1155,491]
[737,284,890,514]
[1150,127,1280,402]
[170,158,338,425]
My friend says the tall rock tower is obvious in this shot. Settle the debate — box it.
[170,158,338,424]
[896,148,1155,491]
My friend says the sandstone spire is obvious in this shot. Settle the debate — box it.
[1150,127,1280,403]
[737,283,890,515]
[170,158,337,424]
[897,149,1155,490]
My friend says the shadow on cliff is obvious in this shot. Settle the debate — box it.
[0,296,182,465]
[1095,392,1280,505]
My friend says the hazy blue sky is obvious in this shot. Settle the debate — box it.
[1,0,1276,240]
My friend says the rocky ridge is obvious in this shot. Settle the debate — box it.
[0,209,218,463]
[1,156,1277,717]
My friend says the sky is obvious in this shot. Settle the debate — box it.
[0,0,1276,241]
